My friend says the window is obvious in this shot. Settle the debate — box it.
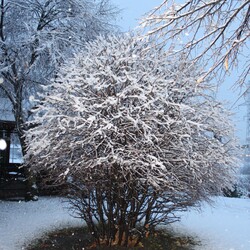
[10,133,24,164]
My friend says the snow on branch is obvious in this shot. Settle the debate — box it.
[26,34,238,196]
[24,34,240,243]
[141,0,250,85]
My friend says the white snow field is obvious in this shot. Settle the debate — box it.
[0,196,249,250]
[171,197,250,250]
[0,197,83,250]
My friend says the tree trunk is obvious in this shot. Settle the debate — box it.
[13,81,37,200]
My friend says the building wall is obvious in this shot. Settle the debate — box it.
[0,97,15,121]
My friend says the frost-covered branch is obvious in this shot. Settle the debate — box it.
[141,0,250,84]
[25,34,238,247]
[0,0,119,154]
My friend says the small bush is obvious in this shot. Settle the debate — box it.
[223,184,243,198]
[26,34,238,246]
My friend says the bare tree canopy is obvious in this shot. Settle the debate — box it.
[141,0,250,84]
[25,34,238,246]
[0,0,118,153]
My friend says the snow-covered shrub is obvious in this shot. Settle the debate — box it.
[238,174,250,197]
[25,34,238,247]
[223,184,243,198]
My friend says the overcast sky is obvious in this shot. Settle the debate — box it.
[112,0,247,145]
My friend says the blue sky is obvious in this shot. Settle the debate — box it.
[113,0,162,31]
[112,0,247,144]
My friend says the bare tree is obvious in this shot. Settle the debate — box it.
[25,34,238,247]
[141,0,250,85]
[0,0,118,155]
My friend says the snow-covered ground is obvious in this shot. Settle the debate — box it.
[171,197,250,250]
[0,197,83,250]
[0,196,249,250]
